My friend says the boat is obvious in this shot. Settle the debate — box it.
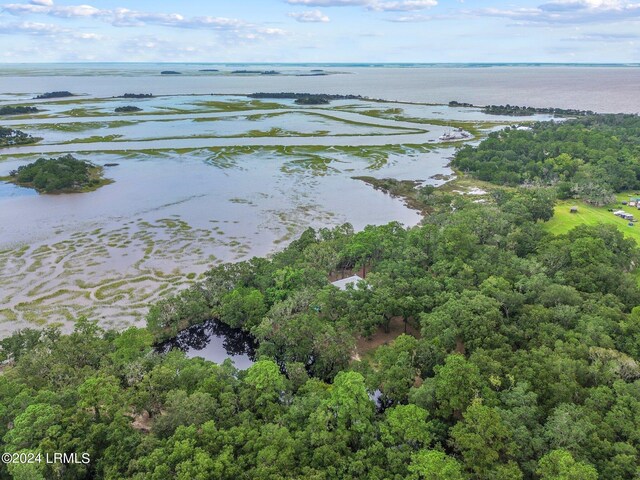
[439,127,471,141]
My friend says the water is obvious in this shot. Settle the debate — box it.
[0,181,37,198]
[156,319,257,369]
[1,63,638,112]
[1,63,637,361]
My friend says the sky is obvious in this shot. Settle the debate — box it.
[0,0,639,63]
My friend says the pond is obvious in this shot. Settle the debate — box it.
[156,319,257,369]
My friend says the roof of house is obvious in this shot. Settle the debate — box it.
[331,275,364,291]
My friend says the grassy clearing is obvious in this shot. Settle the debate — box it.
[545,196,640,244]
[191,99,286,112]
[19,121,137,133]
[309,110,426,133]
[62,135,124,144]
[336,107,505,137]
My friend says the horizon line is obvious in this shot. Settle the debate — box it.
[0,61,639,66]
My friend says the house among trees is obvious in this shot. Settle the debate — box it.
[331,275,364,291]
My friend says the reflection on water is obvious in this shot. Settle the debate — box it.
[0,181,37,198]
[157,319,257,369]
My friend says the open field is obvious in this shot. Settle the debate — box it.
[545,196,640,244]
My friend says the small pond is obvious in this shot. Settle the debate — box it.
[157,319,257,370]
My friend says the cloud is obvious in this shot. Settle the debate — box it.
[386,13,436,21]
[0,20,102,39]
[288,9,330,22]
[286,0,368,6]
[4,2,105,18]
[370,0,437,11]
[472,0,640,24]
[564,31,640,40]
[2,1,286,38]
[0,20,63,34]
[118,35,212,59]
[286,0,436,11]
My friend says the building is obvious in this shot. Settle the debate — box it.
[331,275,364,291]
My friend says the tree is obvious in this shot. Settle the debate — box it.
[219,287,267,329]
[3,403,62,452]
[450,399,520,479]
[244,359,288,417]
[374,334,419,405]
[543,404,596,457]
[380,404,434,449]
[310,371,374,451]
[432,355,486,420]
[408,450,466,480]
[77,374,122,422]
[537,449,598,480]
[421,291,506,354]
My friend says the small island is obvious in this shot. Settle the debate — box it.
[231,70,280,75]
[160,71,182,75]
[115,105,142,113]
[448,100,474,108]
[2,154,112,193]
[482,104,595,117]
[296,72,329,77]
[34,91,74,99]
[294,95,330,105]
[119,93,153,99]
[448,100,596,117]
[0,127,39,147]
[248,92,364,103]
[0,105,40,115]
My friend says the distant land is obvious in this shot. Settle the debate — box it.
[0,62,639,68]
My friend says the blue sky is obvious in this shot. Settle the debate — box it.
[0,0,639,62]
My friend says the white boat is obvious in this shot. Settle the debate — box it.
[439,127,471,141]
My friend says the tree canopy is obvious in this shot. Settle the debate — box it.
[452,114,640,204]
[7,154,110,193]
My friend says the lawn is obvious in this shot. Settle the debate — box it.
[545,195,640,245]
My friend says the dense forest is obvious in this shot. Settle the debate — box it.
[232,70,280,75]
[248,92,364,102]
[0,127,38,147]
[481,105,594,117]
[0,106,39,115]
[447,101,594,117]
[33,91,73,99]
[7,155,108,193]
[452,114,640,204]
[1,183,639,478]
[118,94,153,99]
[294,96,330,105]
[115,106,142,113]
